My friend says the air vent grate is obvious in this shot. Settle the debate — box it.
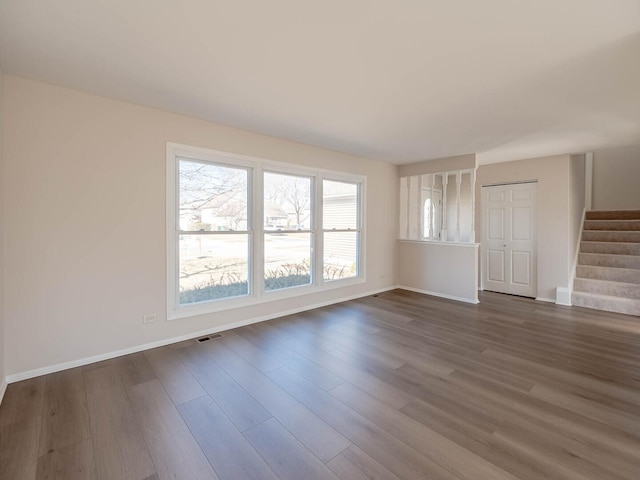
[195,333,223,343]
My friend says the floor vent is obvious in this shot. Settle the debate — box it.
[195,333,223,343]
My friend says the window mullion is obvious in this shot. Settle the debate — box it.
[315,176,324,286]
[253,165,264,299]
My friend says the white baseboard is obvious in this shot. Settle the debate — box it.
[0,378,7,407]
[6,286,397,384]
[398,285,479,304]
[535,296,556,303]
[556,287,573,306]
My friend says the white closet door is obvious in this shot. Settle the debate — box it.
[482,182,537,297]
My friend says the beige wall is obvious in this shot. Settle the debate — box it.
[592,145,640,210]
[476,155,574,301]
[0,71,5,396]
[398,154,477,177]
[2,75,398,377]
[398,242,478,303]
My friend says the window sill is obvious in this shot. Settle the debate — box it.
[167,276,366,321]
[398,239,480,247]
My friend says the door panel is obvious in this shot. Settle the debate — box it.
[512,207,531,240]
[482,183,537,297]
[511,188,531,201]
[488,250,506,282]
[488,208,505,239]
[511,251,531,285]
[488,190,505,202]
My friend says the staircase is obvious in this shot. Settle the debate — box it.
[572,210,640,316]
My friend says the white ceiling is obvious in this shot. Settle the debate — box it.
[1,0,639,165]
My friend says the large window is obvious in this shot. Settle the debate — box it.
[167,143,365,319]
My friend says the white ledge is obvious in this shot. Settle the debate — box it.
[398,239,480,247]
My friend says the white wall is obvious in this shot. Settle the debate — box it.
[592,144,640,210]
[569,155,586,281]
[398,242,478,303]
[0,70,6,401]
[476,155,574,302]
[2,75,398,378]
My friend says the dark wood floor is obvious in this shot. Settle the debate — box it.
[1,290,640,480]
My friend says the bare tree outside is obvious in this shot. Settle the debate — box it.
[281,178,311,228]
[178,159,250,304]
[179,159,248,231]
[177,163,359,304]
[263,172,312,290]
[264,172,311,229]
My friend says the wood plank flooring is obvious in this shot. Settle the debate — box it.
[1,289,640,480]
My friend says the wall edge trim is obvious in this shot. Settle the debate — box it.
[568,208,586,294]
[0,379,7,407]
[535,296,556,303]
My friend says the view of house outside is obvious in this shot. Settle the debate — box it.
[177,159,358,304]
[263,172,313,291]
[178,160,249,303]
[323,180,359,281]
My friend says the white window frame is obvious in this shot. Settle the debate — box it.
[167,142,366,320]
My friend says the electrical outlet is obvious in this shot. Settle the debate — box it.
[143,314,157,324]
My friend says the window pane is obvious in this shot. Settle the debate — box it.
[179,159,248,231]
[264,172,312,230]
[423,198,432,238]
[323,180,358,230]
[323,231,358,280]
[179,234,249,304]
[264,232,311,291]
